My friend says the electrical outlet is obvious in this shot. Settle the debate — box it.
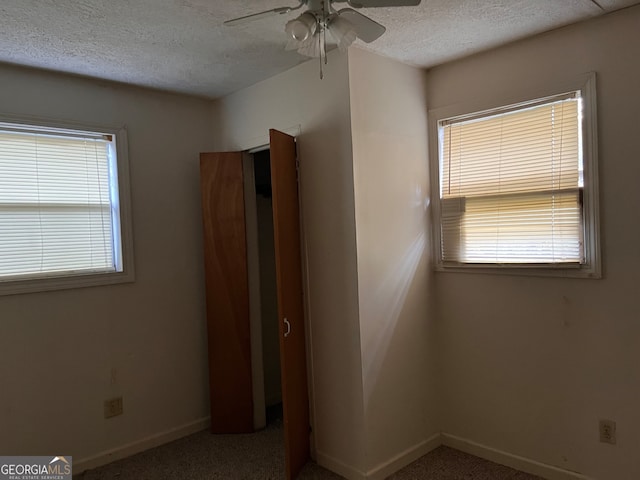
[104,397,123,419]
[599,419,616,444]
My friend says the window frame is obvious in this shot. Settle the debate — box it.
[428,73,601,278]
[0,114,135,295]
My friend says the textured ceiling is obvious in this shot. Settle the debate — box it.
[0,0,638,98]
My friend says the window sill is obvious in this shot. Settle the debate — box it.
[434,263,601,279]
[0,269,135,296]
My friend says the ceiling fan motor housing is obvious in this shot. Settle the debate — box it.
[305,0,326,12]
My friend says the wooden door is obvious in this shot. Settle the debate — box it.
[199,133,310,478]
[270,129,311,479]
[200,152,254,434]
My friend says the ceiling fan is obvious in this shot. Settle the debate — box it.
[225,0,422,77]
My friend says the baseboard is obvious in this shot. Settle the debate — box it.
[73,423,595,480]
[366,432,442,480]
[442,433,595,480]
[317,433,441,480]
[74,417,211,474]
[316,451,367,480]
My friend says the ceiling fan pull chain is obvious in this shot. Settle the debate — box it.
[323,0,329,65]
[320,25,327,65]
[323,24,328,65]
[318,31,324,79]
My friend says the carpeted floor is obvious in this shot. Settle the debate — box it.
[78,420,542,479]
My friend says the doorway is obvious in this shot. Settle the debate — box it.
[247,148,283,427]
[199,129,310,480]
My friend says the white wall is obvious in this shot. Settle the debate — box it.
[348,48,438,477]
[212,50,367,475]
[0,65,214,468]
[428,6,640,479]
[213,48,439,479]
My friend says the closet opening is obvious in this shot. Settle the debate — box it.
[246,148,283,429]
[200,129,310,477]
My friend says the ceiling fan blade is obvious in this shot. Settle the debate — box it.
[224,6,294,26]
[338,8,386,43]
[346,0,421,7]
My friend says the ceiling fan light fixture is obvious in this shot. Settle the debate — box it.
[296,35,322,58]
[285,12,317,41]
[284,34,319,57]
[327,14,357,52]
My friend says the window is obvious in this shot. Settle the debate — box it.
[431,75,600,277]
[0,118,134,294]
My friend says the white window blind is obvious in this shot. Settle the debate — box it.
[0,123,121,281]
[439,93,584,265]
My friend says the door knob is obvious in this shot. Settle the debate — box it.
[284,317,291,338]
